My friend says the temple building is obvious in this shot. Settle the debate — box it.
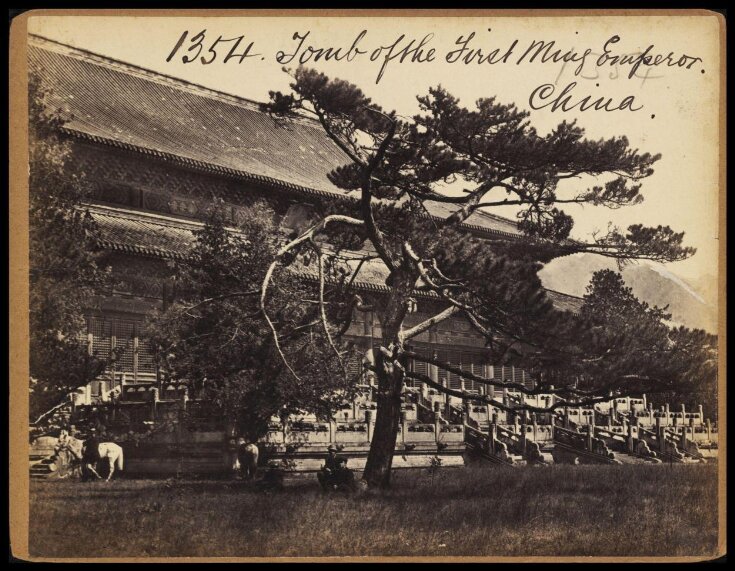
[29,34,583,396]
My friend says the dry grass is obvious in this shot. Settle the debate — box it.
[29,463,718,559]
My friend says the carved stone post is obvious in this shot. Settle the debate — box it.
[365,410,373,442]
[626,419,634,453]
[520,411,528,454]
[656,416,664,452]
[151,387,159,422]
[587,424,594,451]
[489,421,497,455]
[588,409,596,451]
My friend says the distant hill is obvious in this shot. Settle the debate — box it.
[539,254,718,333]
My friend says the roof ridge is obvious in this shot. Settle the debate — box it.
[28,33,321,130]
[470,208,519,228]
[544,288,584,301]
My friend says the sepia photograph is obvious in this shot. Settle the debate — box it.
[9,9,725,562]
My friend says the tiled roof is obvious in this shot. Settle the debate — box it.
[86,206,582,313]
[87,206,199,259]
[28,35,523,239]
[545,290,584,314]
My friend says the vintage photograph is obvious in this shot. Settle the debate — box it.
[10,10,724,561]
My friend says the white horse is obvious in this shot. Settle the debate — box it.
[236,441,259,480]
[56,434,124,481]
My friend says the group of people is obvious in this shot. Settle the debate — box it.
[233,439,355,491]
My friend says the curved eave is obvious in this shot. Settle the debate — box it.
[94,239,188,261]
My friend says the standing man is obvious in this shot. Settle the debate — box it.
[81,427,101,480]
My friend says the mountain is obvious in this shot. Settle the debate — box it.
[539,254,718,333]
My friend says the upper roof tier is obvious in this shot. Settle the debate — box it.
[84,204,583,314]
[28,35,523,239]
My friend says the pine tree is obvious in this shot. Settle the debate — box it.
[259,67,702,488]
[144,201,360,441]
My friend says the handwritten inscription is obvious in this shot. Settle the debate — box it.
[529,82,643,112]
[164,29,705,113]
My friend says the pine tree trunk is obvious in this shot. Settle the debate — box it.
[362,276,413,488]
[362,359,404,488]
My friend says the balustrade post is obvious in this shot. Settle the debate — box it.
[520,411,527,454]
[628,422,635,454]
[401,411,408,445]
[489,422,497,455]
[365,411,373,443]
[587,424,593,451]
[532,413,538,443]
[656,416,664,452]
[564,406,570,429]
[706,418,712,441]
[151,388,159,422]
[680,424,688,450]
[589,409,596,450]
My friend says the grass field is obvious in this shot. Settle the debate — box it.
[29,463,719,559]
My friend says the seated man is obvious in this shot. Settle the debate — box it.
[317,445,352,490]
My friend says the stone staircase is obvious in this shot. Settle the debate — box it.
[30,456,57,479]
[29,435,60,479]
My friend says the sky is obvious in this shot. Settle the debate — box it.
[27,13,722,286]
